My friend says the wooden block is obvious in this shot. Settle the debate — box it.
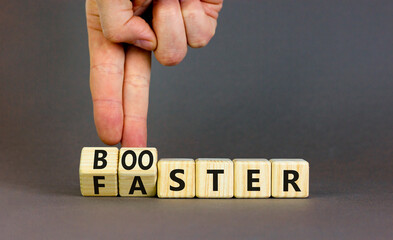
[195,158,233,198]
[79,147,119,196]
[270,159,309,198]
[233,159,271,198]
[118,148,157,197]
[157,159,195,198]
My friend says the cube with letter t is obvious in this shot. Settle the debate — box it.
[79,147,119,196]
[196,158,233,198]
[270,159,309,198]
[118,148,157,197]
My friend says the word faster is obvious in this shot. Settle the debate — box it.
[79,147,309,198]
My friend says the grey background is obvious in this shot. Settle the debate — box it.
[0,0,392,239]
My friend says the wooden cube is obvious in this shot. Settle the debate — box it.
[195,158,233,198]
[233,159,271,198]
[271,159,309,198]
[157,159,195,198]
[79,147,119,196]
[118,148,157,197]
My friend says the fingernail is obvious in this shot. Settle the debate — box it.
[134,40,155,50]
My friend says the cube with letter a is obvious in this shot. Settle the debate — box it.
[118,148,157,197]
[79,147,119,196]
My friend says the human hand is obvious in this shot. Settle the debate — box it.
[86,0,223,147]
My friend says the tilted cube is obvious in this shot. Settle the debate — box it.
[79,147,119,196]
[118,148,157,197]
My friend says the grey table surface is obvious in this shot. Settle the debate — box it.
[1,0,392,239]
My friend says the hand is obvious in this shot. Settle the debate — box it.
[152,0,223,65]
[86,0,223,147]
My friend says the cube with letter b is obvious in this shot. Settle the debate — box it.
[233,159,271,198]
[79,147,119,196]
[196,158,233,198]
[118,148,157,197]
[157,159,195,198]
[270,159,309,198]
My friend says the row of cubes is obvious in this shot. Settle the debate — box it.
[80,147,309,198]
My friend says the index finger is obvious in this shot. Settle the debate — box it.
[87,0,125,145]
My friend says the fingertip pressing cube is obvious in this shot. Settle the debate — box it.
[270,159,309,198]
[196,158,233,198]
[79,147,119,196]
[118,148,157,197]
[157,159,195,198]
[233,159,271,198]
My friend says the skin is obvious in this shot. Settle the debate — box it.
[86,0,223,147]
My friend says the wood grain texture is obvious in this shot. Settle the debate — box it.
[118,148,157,197]
[233,159,271,198]
[271,159,309,198]
[79,147,119,196]
[195,158,233,198]
[157,159,195,198]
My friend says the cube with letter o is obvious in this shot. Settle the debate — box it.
[118,148,158,197]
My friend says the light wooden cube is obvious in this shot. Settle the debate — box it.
[233,159,271,198]
[157,159,195,198]
[195,158,233,198]
[79,147,119,196]
[271,159,309,198]
[118,148,157,197]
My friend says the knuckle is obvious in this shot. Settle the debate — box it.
[189,37,210,48]
[102,27,123,42]
[157,51,186,66]
[124,74,150,89]
[90,63,124,76]
[124,114,147,122]
[93,98,123,109]
[183,9,201,22]
[156,7,179,20]
[188,30,215,48]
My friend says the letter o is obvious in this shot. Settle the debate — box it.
[121,150,137,170]
[139,150,153,170]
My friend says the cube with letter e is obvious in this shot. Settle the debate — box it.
[234,159,271,198]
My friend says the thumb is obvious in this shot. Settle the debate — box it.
[96,0,156,50]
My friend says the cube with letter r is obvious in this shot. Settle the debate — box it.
[271,159,309,198]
